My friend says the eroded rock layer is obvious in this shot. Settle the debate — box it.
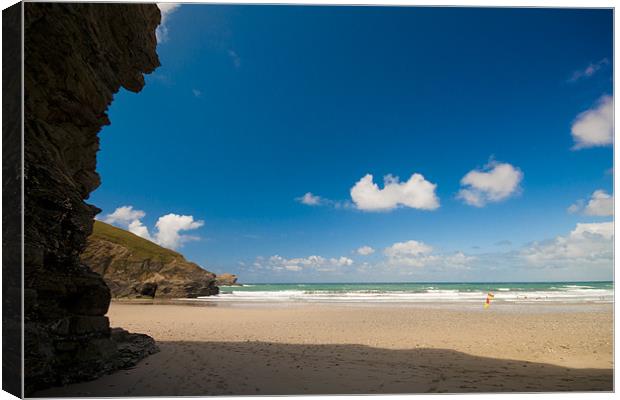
[216,273,240,286]
[82,221,220,298]
[24,3,161,394]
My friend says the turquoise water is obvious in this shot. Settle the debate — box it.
[207,281,613,304]
[222,281,613,293]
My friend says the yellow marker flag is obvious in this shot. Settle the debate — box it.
[484,292,495,309]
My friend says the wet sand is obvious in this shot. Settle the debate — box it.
[35,302,613,396]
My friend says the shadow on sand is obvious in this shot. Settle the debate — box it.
[34,340,613,397]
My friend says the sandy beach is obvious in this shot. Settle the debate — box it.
[35,301,613,396]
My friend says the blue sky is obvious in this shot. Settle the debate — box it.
[92,5,613,282]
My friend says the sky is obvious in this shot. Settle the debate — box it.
[92,5,613,283]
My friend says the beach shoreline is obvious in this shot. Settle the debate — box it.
[35,302,613,396]
[111,297,613,313]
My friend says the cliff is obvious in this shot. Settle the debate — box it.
[82,221,220,298]
[216,273,240,286]
[24,3,161,394]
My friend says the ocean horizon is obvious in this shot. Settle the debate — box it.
[206,281,614,304]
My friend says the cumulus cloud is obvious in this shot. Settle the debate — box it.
[457,161,523,207]
[569,58,609,82]
[350,173,439,212]
[571,95,614,149]
[521,222,613,267]
[256,254,354,273]
[356,246,375,256]
[102,205,145,226]
[383,240,474,268]
[239,224,612,280]
[385,240,433,259]
[154,213,204,249]
[567,200,584,215]
[127,219,152,241]
[241,240,474,279]
[297,192,324,206]
[101,206,203,250]
[586,191,614,216]
[333,256,355,266]
[156,3,181,43]
[568,190,613,217]
[296,192,353,209]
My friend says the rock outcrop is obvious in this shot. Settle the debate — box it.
[216,273,240,286]
[82,221,220,298]
[3,4,24,397]
[24,3,161,394]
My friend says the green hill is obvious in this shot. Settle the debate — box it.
[82,220,220,298]
[90,220,184,264]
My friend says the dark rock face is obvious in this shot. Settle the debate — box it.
[24,3,161,394]
[3,3,24,397]
[82,221,220,299]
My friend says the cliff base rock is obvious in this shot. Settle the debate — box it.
[24,3,161,394]
[82,221,220,298]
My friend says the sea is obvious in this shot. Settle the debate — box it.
[198,281,614,304]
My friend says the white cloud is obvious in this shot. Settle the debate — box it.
[296,192,353,209]
[101,206,203,250]
[572,222,613,238]
[356,246,375,256]
[383,240,476,269]
[256,254,354,272]
[384,240,434,267]
[567,200,584,214]
[568,190,613,217]
[385,240,433,258]
[521,222,613,267]
[102,205,153,240]
[102,205,145,225]
[192,89,202,98]
[333,256,354,266]
[128,219,152,241]
[239,226,612,281]
[457,161,523,207]
[158,3,181,15]
[156,3,181,43]
[154,213,204,249]
[442,252,476,267]
[383,240,474,269]
[585,190,614,216]
[569,58,609,82]
[241,240,474,279]
[297,192,323,206]
[350,173,439,212]
[571,95,614,149]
